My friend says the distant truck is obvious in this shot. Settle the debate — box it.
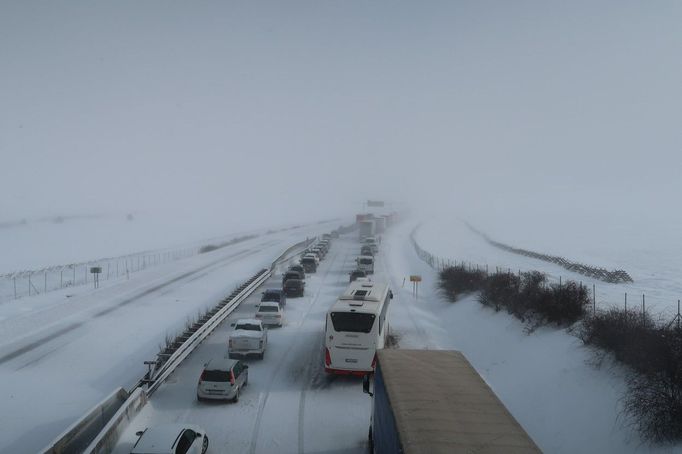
[228,319,267,359]
[359,220,375,241]
[363,349,541,454]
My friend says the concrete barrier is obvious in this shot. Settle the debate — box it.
[39,387,128,454]
[84,388,148,454]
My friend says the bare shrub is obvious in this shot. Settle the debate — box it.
[579,310,682,442]
[438,265,487,301]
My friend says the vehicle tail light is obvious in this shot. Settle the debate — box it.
[259,340,263,348]
[229,339,233,348]
[230,371,235,385]
[371,353,377,369]
[199,370,206,384]
[325,347,331,366]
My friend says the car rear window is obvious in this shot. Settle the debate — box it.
[236,323,260,331]
[259,305,279,312]
[204,370,231,382]
[359,258,373,265]
[262,292,281,302]
[330,312,376,333]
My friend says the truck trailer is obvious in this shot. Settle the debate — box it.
[358,220,375,241]
[364,349,542,454]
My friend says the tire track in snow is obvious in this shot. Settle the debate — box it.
[297,249,351,454]
[249,249,341,454]
[381,235,438,349]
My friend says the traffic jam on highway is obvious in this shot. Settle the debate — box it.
[114,218,396,454]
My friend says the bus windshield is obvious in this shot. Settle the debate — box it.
[330,312,376,333]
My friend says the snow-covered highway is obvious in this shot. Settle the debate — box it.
[113,234,374,454]
[0,223,337,454]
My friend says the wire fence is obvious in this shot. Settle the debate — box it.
[0,247,198,303]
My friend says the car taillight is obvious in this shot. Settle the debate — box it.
[229,339,233,348]
[255,314,262,318]
[371,353,377,369]
[325,347,331,366]
[199,370,206,383]
[230,371,235,385]
[259,340,263,348]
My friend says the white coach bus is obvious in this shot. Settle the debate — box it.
[324,281,393,375]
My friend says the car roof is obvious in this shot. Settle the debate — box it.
[132,424,198,453]
[205,357,238,371]
[351,270,366,275]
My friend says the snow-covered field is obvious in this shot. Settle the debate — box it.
[417,217,682,319]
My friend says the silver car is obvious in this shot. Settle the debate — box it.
[196,358,248,402]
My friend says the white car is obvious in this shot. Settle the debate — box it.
[303,253,320,265]
[229,319,267,359]
[255,301,284,326]
[131,424,208,454]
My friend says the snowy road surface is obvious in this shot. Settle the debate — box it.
[0,223,337,454]
[114,235,373,454]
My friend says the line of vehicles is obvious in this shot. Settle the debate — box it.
[128,233,338,454]
[325,234,392,376]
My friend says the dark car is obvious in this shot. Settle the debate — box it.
[288,264,306,279]
[283,278,305,297]
[261,288,286,307]
[282,270,304,284]
[349,269,367,282]
[300,257,317,273]
[360,245,374,256]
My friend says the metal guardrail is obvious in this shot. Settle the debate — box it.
[146,268,271,395]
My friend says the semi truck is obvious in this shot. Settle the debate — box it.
[358,220,375,241]
[363,349,542,454]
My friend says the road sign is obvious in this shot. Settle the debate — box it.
[90,267,102,274]
[409,275,422,282]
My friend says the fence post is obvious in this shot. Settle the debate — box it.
[73,265,76,285]
[44,272,47,293]
[593,284,596,314]
[28,273,31,296]
[107,263,110,280]
[642,294,646,322]
[13,277,17,299]
[625,292,627,313]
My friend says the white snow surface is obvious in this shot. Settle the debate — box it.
[4,217,682,453]
[418,217,682,319]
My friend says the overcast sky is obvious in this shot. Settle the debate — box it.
[2,1,682,228]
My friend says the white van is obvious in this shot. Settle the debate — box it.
[356,255,374,274]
